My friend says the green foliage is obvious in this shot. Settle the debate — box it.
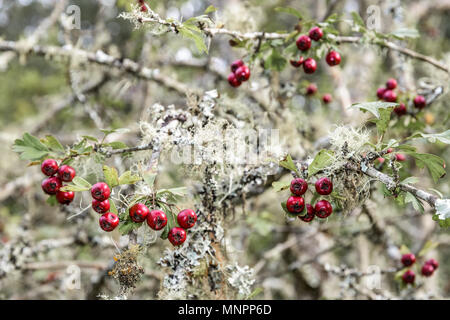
[264,49,287,71]
[60,177,92,192]
[272,181,290,192]
[389,28,420,40]
[103,165,120,188]
[404,192,424,213]
[405,152,446,183]
[12,133,49,161]
[351,101,398,119]
[279,154,299,175]
[308,150,334,177]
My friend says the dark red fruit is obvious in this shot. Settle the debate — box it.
[129,203,150,223]
[303,58,317,74]
[296,35,311,51]
[42,177,62,195]
[421,263,434,277]
[140,4,147,12]
[376,87,386,99]
[231,59,244,73]
[306,83,317,95]
[401,253,416,267]
[41,159,59,176]
[57,165,76,182]
[386,78,397,90]
[286,196,305,214]
[308,26,323,41]
[147,210,168,230]
[99,212,119,232]
[322,94,332,104]
[395,153,406,161]
[290,178,308,196]
[383,90,397,102]
[228,73,241,87]
[425,258,439,270]
[314,200,333,218]
[325,51,341,66]
[168,227,187,246]
[177,209,198,229]
[315,177,333,195]
[56,190,75,205]
[299,204,315,222]
[413,95,426,109]
[394,103,407,116]
[387,148,393,153]
[402,270,415,284]
[92,199,110,214]
[235,65,250,82]
[91,182,111,201]
[290,56,304,68]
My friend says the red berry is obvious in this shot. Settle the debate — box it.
[401,253,416,267]
[395,153,406,161]
[231,59,244,73]
[303,58,317,74]
[41,159,59,176]
[387,148,393,153]
[299,204,315,222]
[296,35,311,51]
[325,51,341,66]
[314,200,333,218]
[413,95,426,109]
[177,209,198,229]
[286,196,305,214]
[56,190,75,205]
[394,103,407,116]
[290,178,308,196]
[377,157,385,164]
[308,26,323,41]
[425,258,439,270]
[306,83,317,95]
[376,87,386,99]
[42,177,62,195]
[168,227,187,246]
[386,78,397,90]
[99,212,119,232]
[322,94,332,104]
[92,199,110,214]
[57,165,76,182]
[421,263,435,277]
[315,177,333,195]
[129,203,150,223]
[383,90,397,102]
[147,210,168,230]
[402,270,415,284]
[91,182,111,201]
[290,56,304,68]
[228,73,241,87]
[140,5,147,12]
[235,65,250,82]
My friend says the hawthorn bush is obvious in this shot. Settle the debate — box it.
[0,0,449,300]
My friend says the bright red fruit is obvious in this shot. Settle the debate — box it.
[303,58,317,74]
[306,83,317,95]
[57,165,76,182]
[421,264,434,277]
[177,209,198,229]
[413,95,426,109]
[56,190,75,205]
[376,87,386,99]
[386,78,397,89]
[92,199,110,214]
[308,27,323,41]
[235,65,250,82]
[401,253,416,267]
[129,203,150,223]
[147,210,168,230]
[91,182,111,201]
[325,51,341,66]
[322,94,332,104]
[41,159,59,176]
[228,73,241,87]
[296,35,311,51]
[290,178,308,196]
[168,227,187,246]
[42,177,62,195]
[99,212,119,232]
[425,258,439,270]
[402,270,415,284]
[395,154,406,161]
[314,200,333,218]
[231,60,244,73]
[383,90,397,102]
[299,204,315,222]
[394,103,407,116]
[286,196,305,214]
[315,177,333,195]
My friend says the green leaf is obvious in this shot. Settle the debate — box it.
[109,199,118,215]
[274,7,303,19]
[396,144,417,152]
[351,11,365,28]
[142,172,157,189]
[60,176,92,192]
[308,150,334,178]
[100,128,130,136]
[72,176,92,188]
[401,177,419,185]
[159,202,176,240]
[245,287,263,300]
[265,49,287,71]
[118,171,141,185]
[417,240,439,257]
[42,135,64,152]
[409,130,450,145]
[12,133,49,160]
[157,187,188,202]
[374,107,394,136]
[389,28,419,39]
[272,181,290,192]
[118,220,141,235]
[46,195,57,206]
[405,192,424,213]
[279,154,299,174]
[204,5,216,14]
[103,165,119,188]
[405,152,446,183]
[105,141,128,149]
[82,135,99,142]
[399,244,410,255]
[179,26,208,54]
[351,101,398,118]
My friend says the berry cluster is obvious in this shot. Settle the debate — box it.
[305,83,333,104]
[228,60,251,87]
[138,0,148,12]
[376,78,427,116]
[376,147,407,167]
[91,182,119,232]
[291,27,341,74]
[41,159,76,205]
[401,253,439,285]
[285,177,334,222]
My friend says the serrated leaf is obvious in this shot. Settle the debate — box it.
[279,154,299,174]
[118,171,141,185]
[82,135,98,142]
[179,26,208,54]
[274,7,303,19]
[405,192,424,213]
[12,133,49,160]
[103,165,119,188]
[106,141,128,149]
[72,176,92,188]
[409,130,450,145]
[405,152,446,183]
[204,5,216,13]
[308,150,334,178]
[374,107,394,136]
[417,240,439,257]
[265,49,287,71]
[42,135,64,152]
[272,181,290,192]
[351,101,398,118]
